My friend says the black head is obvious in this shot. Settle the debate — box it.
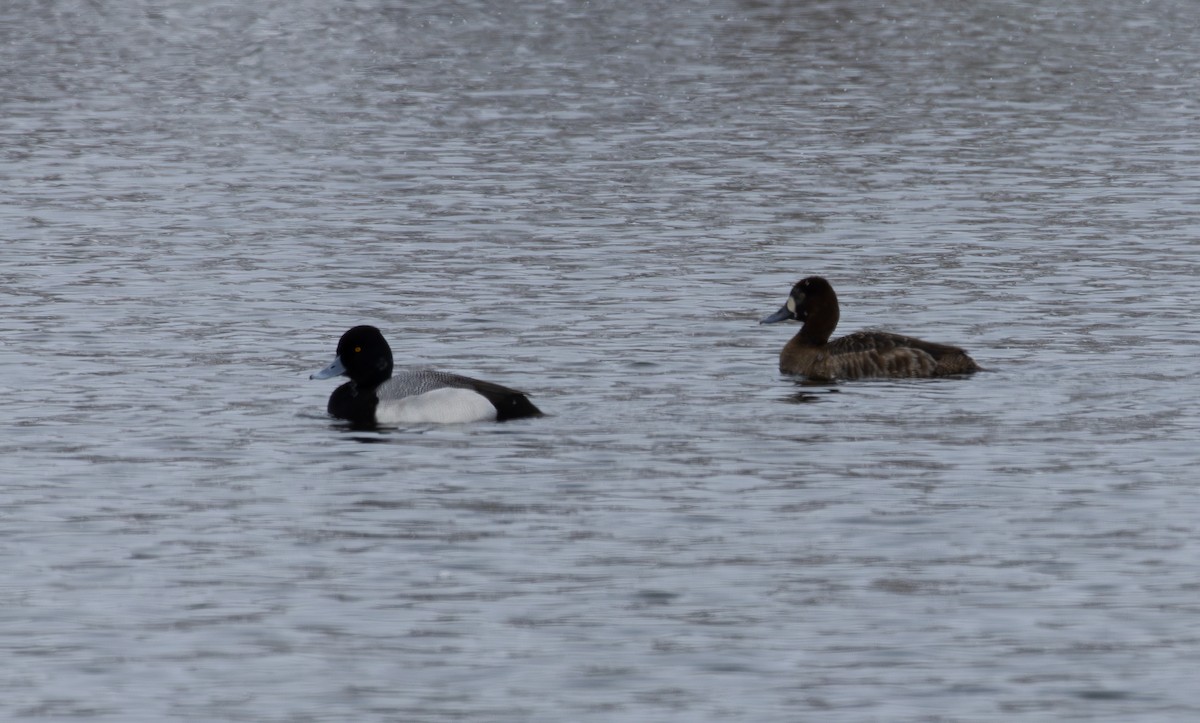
[310,325,394,388]
[760,276,838,325]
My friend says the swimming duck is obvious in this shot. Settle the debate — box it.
[760,277,979,380]
[310,325,542,425]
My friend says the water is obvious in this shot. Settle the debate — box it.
[3,0,1200,719]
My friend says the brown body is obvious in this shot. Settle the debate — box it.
[762,277,979,381]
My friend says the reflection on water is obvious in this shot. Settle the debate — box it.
[782,384,841,404]
[2,0,1200,719]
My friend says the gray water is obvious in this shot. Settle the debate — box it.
[3,1,1200,720]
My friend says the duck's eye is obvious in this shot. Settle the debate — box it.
[354,346,362,353]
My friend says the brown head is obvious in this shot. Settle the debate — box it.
[759,276,840,344]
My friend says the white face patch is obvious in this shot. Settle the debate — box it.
[374,387,498,424]
[787,296,798,314]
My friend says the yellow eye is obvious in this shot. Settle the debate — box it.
[354,346,362,353]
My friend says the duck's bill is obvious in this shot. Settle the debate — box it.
[309,356,346,380]
[759,305,793,325]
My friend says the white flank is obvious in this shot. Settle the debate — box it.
[374,387,497,424]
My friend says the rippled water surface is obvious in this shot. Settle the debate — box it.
[4,0,1200,720]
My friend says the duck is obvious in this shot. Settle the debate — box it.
[760,276,979,380]
[310,325,542,425]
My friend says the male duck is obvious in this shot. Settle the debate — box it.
[760,277,979,380]
[310,325,542,425]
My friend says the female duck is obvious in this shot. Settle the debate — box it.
[310,325,542,425]
[760,277,979,380]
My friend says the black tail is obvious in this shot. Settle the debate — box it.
[490,392,543,421]
[462,376,544,421]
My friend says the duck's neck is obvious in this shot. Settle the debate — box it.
[354,368,392,391]
[797,304,838,346]
[358,358,393,390]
